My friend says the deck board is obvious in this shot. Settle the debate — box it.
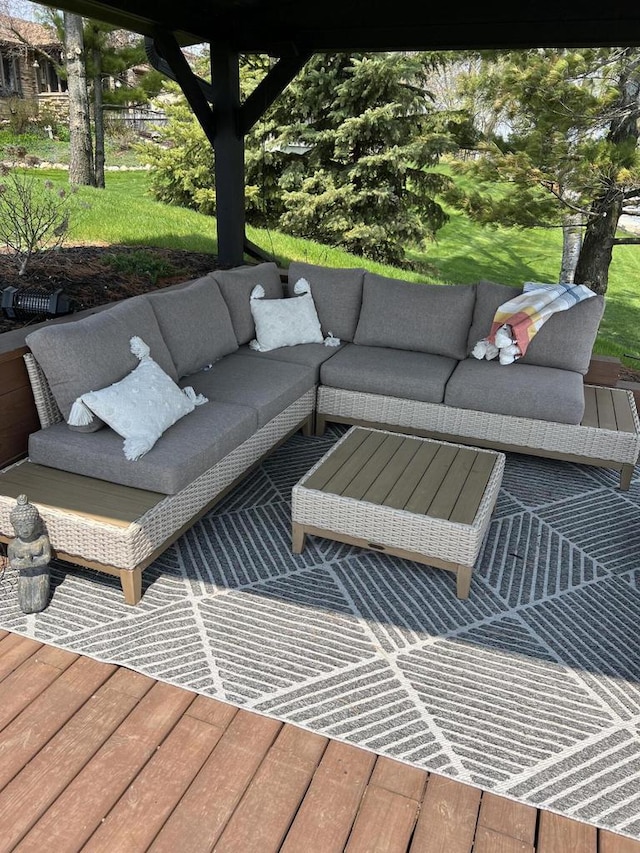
[149,710,282,852]
[1,633,639,853]
[410,774,481,853]
[0,669,150,851]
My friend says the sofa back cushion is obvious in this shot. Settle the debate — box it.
[354,272,476,360]
[287,261,365,342]
[25,295,177,421]
[468,280,605,374]
[213,262,283,345]
[145,274,238,377]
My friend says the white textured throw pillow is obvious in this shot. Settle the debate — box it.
[67,336,208,460]
[249,278,325,352]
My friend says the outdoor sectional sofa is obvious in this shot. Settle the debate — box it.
[0,260,638,604]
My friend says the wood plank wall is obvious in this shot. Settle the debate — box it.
[0,345,39,469]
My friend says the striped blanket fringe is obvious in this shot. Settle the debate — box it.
[472,281,596,365]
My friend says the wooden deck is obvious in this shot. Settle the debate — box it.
[1,630,639,853]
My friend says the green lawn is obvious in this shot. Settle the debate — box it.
[33,169,640,366]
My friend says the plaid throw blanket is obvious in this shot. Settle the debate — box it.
[472,282,597,365]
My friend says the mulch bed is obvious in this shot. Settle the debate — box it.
[0,245,221,335]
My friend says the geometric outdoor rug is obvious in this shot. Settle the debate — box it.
[1,424,640,841]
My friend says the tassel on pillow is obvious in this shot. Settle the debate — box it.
[130,335,151,360]
[324,332,341,347]
[293,278,310,295]
[250,284,265,300]
[68,397,95,427]
[183,386,208,406]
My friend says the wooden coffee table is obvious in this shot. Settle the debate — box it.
[292,427,505,598]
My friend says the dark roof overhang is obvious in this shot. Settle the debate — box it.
[37,1,640,55]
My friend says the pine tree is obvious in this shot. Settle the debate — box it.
[143,52,469,267]
[267,52,461,266]
[445,48,640,293]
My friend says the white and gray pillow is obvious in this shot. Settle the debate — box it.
[26,296,177,427]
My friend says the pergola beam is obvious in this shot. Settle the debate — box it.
[147,35,311,266]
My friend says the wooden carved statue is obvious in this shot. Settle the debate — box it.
[8,494,51,614]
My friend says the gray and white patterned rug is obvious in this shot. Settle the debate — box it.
[2,424,640,841]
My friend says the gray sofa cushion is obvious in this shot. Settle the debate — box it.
[320,343,458,404]
[354,273,476,360]
[28,400,258,495]
[25,296,177,422]
[287,261,364,342]
[213,262,283,345]
[466,280,518,355]
[467,280,605,374]
[184,352,316,427]
[444,358,586,424]
[236,342,346,382]
[145,274,238,377]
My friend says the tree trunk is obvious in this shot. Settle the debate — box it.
[574,50,640,295]
[573,186,624,295]
[64,12,95,187]
[93,48,105,189]
[559,212,582,283]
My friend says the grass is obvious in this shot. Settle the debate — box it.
[25,169,640,366]
[67,172,218,253]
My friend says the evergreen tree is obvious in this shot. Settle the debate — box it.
[445,48,640,293]
[83,22,164,187]
[265,52,464,266]
[46,10,164,188]
[143,51,469,266]
[143,80,217,213]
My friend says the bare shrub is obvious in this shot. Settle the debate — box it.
[0,167,80,276]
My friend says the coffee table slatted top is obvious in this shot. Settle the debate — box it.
[303,428,497,525]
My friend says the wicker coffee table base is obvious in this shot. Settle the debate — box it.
[292,427,505,599]
[292,522,476,597]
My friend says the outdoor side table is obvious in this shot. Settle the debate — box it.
[292,427,505,597]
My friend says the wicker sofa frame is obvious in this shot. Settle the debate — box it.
[315,385,640,490]
[1,260,639,606]
[0,354,314,604]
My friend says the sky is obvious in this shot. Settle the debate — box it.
[2,0,42,22]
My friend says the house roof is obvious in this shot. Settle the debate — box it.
[35,1,640,55]
[0,14,58,48]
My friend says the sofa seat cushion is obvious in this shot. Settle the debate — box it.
[236,342,346,382]
[183,352,316,427]
[212,262,284,345]
[25,296,177,423]
[320,344,458,404]
[444,358,586,424]
[467,280,605,374]
[145,274,238,377]
[287,262,365,342]
[354,272,476,360]
[28,400,258,495]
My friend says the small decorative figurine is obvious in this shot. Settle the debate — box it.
[8,494,51,614]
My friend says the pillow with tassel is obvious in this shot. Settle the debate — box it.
[249,278,341,352]
[68,336,208,460]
